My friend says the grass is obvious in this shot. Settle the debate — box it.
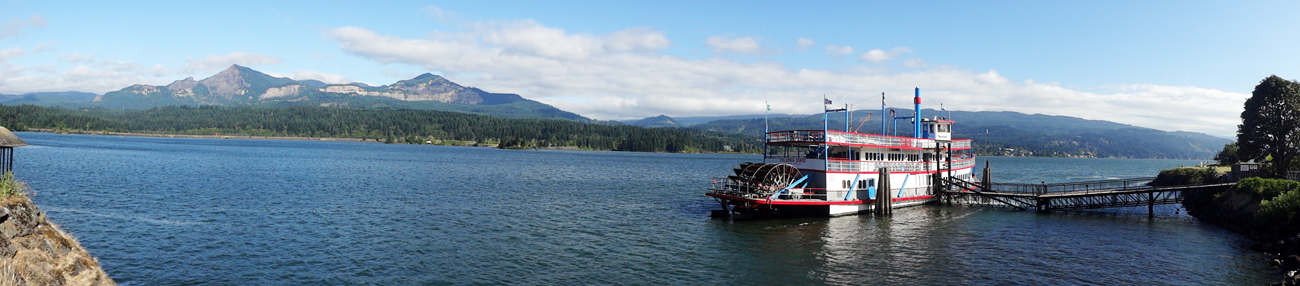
[0,172,28,199]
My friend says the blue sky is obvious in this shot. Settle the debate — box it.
[2,0,1298,137]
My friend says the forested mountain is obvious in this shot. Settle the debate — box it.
[0,92,98,106]
[29,65,587,120]
[0,105,758,153]
[678,109,1229,159]
[625,115,681,128]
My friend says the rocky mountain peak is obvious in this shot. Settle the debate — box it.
[198,65,252,99]
[166,77,198,91]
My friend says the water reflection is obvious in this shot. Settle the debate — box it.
[714,204,1277,285]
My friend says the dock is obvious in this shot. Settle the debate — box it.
[943,172,1234,216]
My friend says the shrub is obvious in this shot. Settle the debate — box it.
[1233,177,1300,200]
[1258,188,1300,236]
[1149,167,1220,186]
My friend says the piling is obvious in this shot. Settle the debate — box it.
[981,161,991,189]
[876,167,892,215]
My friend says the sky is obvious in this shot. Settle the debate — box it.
[1,0,1298,137]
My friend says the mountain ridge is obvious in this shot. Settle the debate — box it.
[54,65,587,120]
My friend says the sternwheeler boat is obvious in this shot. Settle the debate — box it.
[707,88,975,217]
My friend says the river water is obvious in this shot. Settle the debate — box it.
[13,132,1280,285]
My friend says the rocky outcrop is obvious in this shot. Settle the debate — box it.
[165,77,200,98]
[0,197,114,285]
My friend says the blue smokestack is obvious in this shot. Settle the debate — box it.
[913,87,921,138]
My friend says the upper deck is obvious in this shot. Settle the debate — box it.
[766,130,972,150]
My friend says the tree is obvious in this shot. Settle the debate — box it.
[1238,75,1300,177]
[1214,143,1240,165]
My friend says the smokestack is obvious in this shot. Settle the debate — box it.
[914,87,921,138]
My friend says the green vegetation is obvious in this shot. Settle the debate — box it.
[1149,167,1220,186]
[0,172,28,198]
[1225,177,1300,236]
[1234,177,1300,200]
[1236,75,1300,177]
[0,105,759,153]
[1214,143,1240,165]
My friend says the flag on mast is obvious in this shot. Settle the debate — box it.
[824,95,832,105]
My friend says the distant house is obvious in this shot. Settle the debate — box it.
[0,126,26,174]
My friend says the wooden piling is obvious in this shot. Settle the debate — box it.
[877,167,892,215]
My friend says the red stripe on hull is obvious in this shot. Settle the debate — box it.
[706,193,935,205]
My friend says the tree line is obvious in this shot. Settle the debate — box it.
[0,105,760,153]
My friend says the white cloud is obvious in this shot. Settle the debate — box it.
[0,15,46,39]
[0,48,24,60]
[32,41,55,53]
[59,52,94,63]
[825,44,854,55]
[0,62,175,95]
[180,52,283,74]
[706,35,761,54]
[325,23,1245,136]
[796,38,815,50]
[604,27,671,52]
[292,70,351,84]
[903,58,928,68]
[421,5,448,21]
[860,46,913,63]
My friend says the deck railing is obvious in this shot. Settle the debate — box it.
[767,130,972,150]
[827,158,976,172]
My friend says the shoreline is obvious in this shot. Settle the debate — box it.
[28,129,376,142]
[20,129,755,154]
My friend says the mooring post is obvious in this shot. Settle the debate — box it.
[877,167,891,215]
[981,161,991,190]
[1148,191,1154,218]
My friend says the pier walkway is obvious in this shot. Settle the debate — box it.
[943,176,1234,216]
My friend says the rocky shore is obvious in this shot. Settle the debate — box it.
[1182,179,1300,285]
[0,196,114,285]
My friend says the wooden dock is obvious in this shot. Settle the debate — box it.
[943,176,1235,216]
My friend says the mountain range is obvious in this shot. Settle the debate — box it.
[18,65,586,120]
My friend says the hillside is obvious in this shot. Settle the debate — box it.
[665,109,1230,159]
[0,105,759,153]
[44,65,587,121]
[625,115,681,128]
[0,92,98,106]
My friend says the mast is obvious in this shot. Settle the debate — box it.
[880,92,886,137]
[823,95,829,173]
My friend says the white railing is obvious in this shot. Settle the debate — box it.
[827,158,976,173]
[766,130,825,143]
[950,139,972,149]
[827,131,935,149]
[768,130,973,150]
[828,161,929,172]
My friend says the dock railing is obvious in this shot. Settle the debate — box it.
[984,177,1157,196]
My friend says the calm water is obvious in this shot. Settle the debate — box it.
[13,132,1280,285]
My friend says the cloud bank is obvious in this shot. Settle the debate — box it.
[325,20,1245,136]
